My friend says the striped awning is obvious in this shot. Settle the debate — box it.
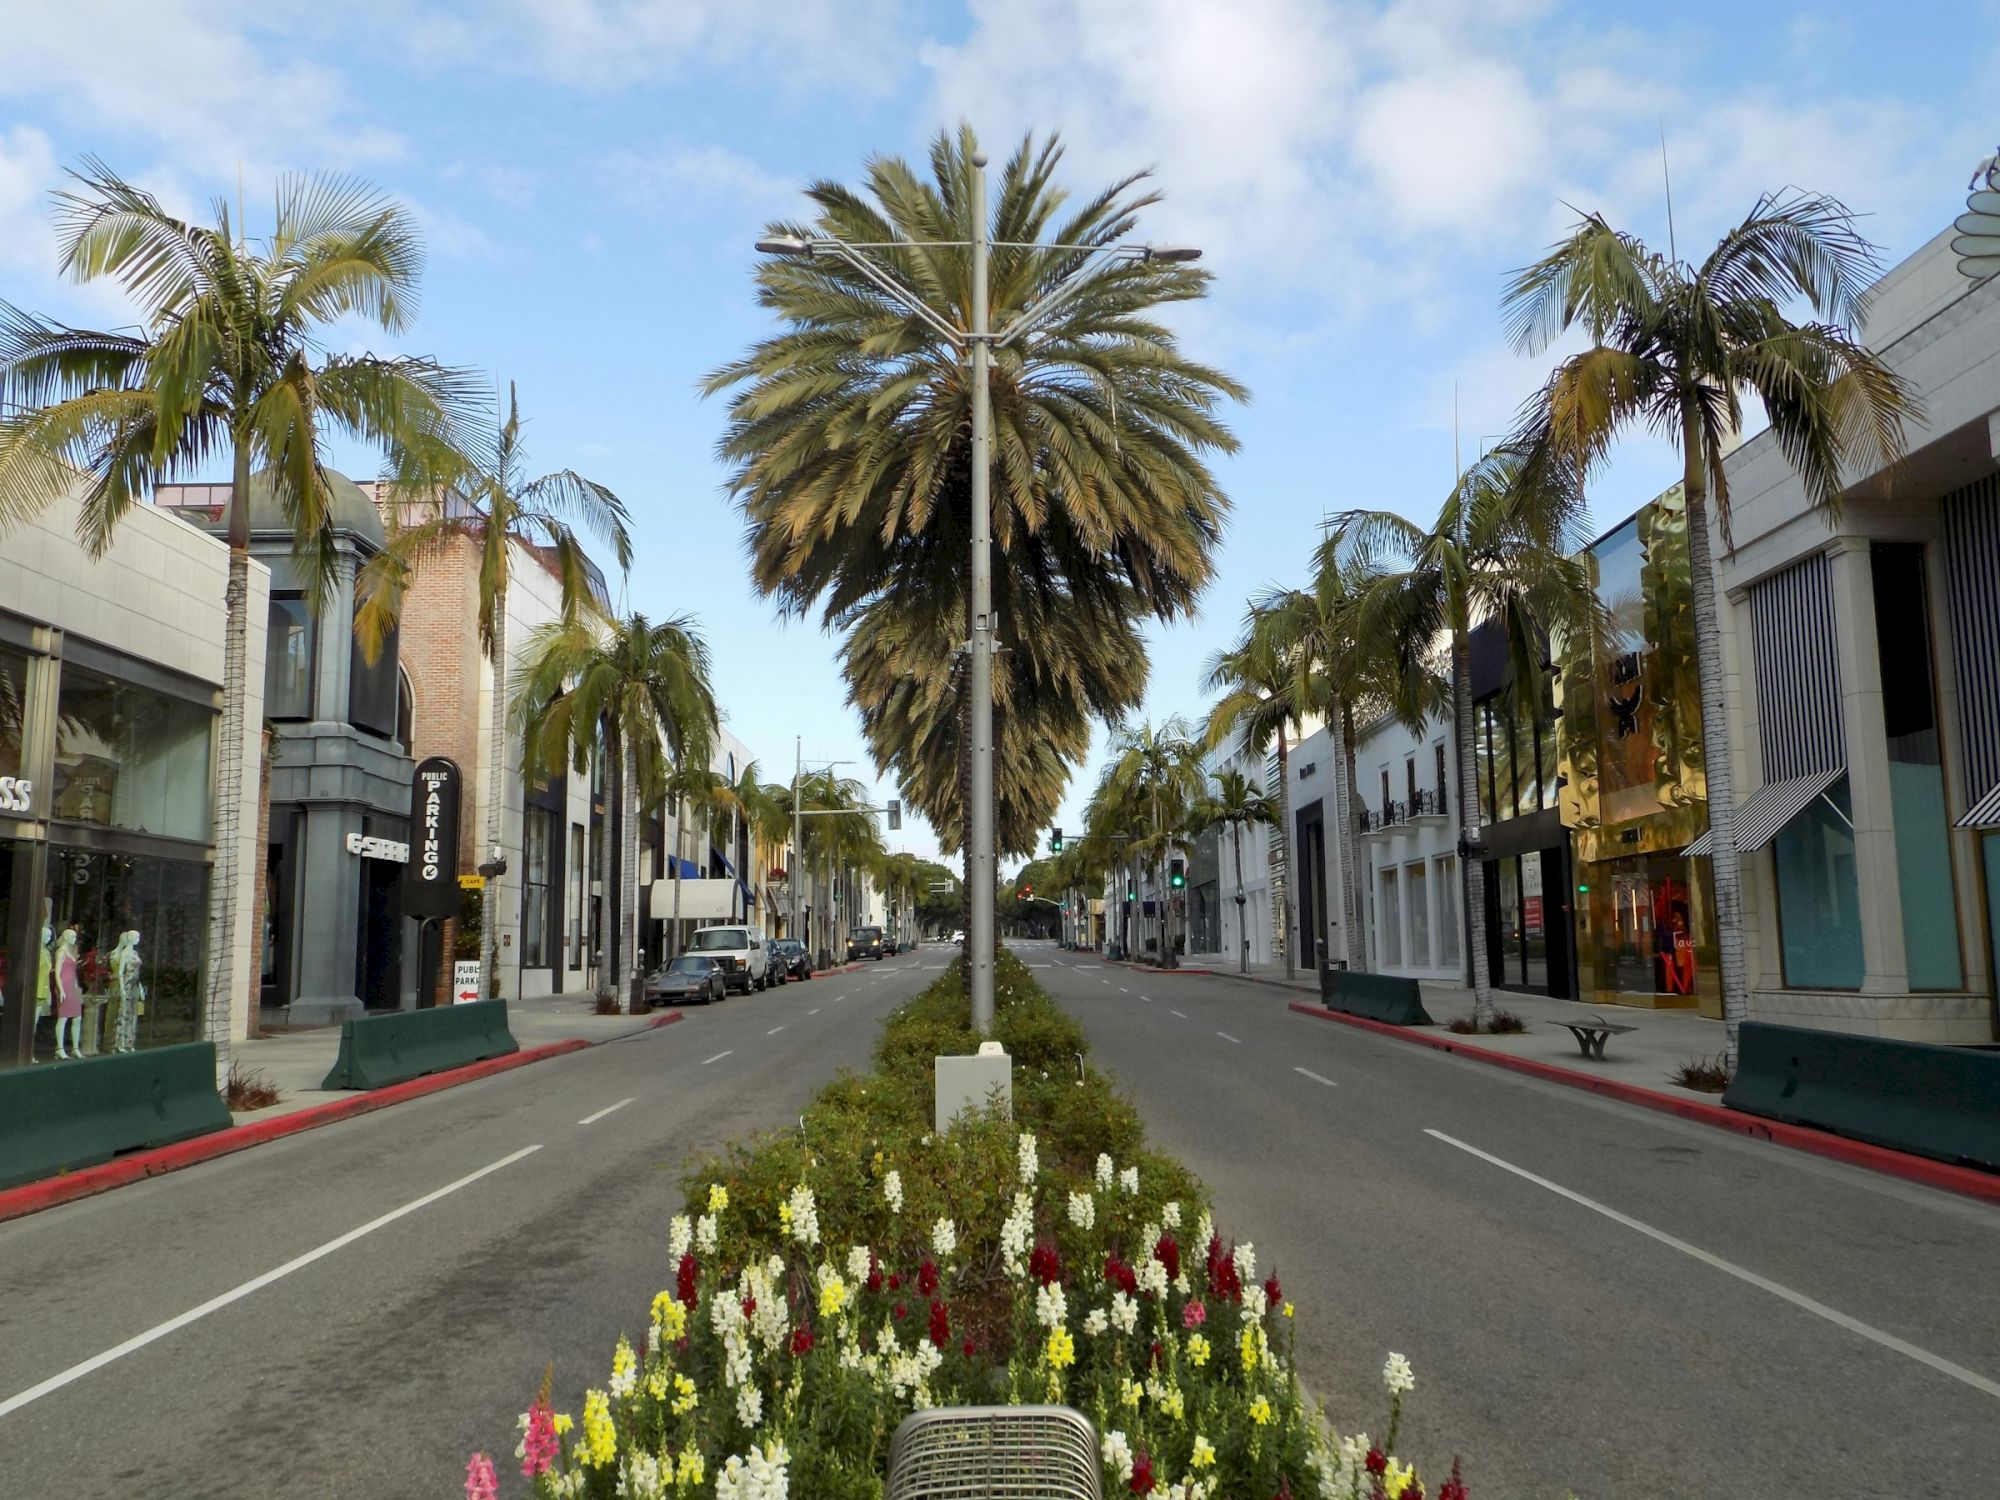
[1684,767,1845,857]
[1959,781,2000,829]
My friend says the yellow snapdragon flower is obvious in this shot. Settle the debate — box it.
[1249,1395,1273,1426]
[1120,1378,1143,1409]
[1283,1302,1295,1318]
[552,1413,575,1436]
[675,1448,705,1487]
[1239,1326,1260,1372]
[819,1274,849,1317]
[778,1203,793,1230]
[1384,1459,1417,1498]
[651,1291,688,1342]
[1157,1386,1185,1421]
[1186,1333,1210,1367]
[1190,1435,1216,1469]
[707,1183,729,1214]
[1044,1326,1076,1370]
[580,1389,617,1467]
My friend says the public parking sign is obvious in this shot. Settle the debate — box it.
[405,756,463,918]
[452,960,482,1005]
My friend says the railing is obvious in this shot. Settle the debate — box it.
[1411,786,1448,819]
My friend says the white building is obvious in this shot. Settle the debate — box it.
[1351,711,1465,982]
[1199,729,1281,966]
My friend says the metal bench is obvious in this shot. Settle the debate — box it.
[1556,1013,1637,1059]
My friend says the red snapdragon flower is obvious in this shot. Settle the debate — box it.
[676,1252,699,1307]
[741,1295,757,1319]
[1104,1254,1138,1295]
[1365,1447,1388,1476]
[929,1298,951,1347]
[1129,1449,1154,1495]
[1152,1233,1180,1284]
[1207,1236,1242,1303]
[918,1257,940,1297]
[1437,1459,1468,1500]
[894,1302,908,1320]
[1029,1241,1062,1286]
[962,1337,977,1358]
[1265,1273,1282,1307]
[1148,1340,1165,1370]
[865,1250,884,1295]
[888,1273,902,1291]
[791,1323,815,1356]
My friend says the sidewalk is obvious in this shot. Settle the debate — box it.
[230,989,683,1126]
[1147,951,1729,1099]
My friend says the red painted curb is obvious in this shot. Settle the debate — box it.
[1288,1001,2000,1207]
[0,1011,686,1225]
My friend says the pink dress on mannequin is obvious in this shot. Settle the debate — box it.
[55,945,81,1019]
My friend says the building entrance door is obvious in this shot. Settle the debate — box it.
[357,856,403,1009]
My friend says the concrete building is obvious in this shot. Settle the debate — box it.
[1702,225,2000,1043]
[1353,710,1465,983]
[1,484,265,1072]
[1199,729,1282,967]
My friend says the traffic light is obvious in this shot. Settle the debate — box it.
[1169,858,1186,889]
[1020,883,1034,900]
[1125,881,1136,903]
[1050,826,1063,852]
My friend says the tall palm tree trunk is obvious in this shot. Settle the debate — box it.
[622,741,641,1010]
[599,736,615,996]
[203,440,253,1082]
[1272,728,1295,978]
[1336,700,1367,973]
[1232,822,1249,973]
[1682,418,1746,1065]
[484,583,508,1001]
[669,800,684,960]
[1455,631,1492,1028]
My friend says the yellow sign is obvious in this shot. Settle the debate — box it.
[457,874,485,890]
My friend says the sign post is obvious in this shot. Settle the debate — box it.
[405,757,464,1007]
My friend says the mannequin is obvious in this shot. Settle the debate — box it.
[111,930,144,1053]
[36,922,52,1024]
[53,926,81,1059]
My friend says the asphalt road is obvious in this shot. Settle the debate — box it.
[1020,940,2000,1499]
[0,951,939,1499]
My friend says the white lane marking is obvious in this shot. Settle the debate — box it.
[1216,1031,1242,1045]
[1077,964,1102,970]
[807,1008,820,1016]
[1141,996,1154,1004]
[1118,987,1130,994]
[1425,1129,2000,1403]
[577,1098,634,1126]
[1171,1010,1188,1019]
[767,1025,786,1035]
[1294,1067,1338,1087]
[0,1144,542,1421]
[702,1051,733,1065]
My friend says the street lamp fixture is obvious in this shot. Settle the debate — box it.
[755,145,1201,1036]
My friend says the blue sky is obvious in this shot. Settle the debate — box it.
[3,0,1992,868]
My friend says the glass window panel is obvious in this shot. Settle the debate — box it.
[1871,545,1961,989]
[1494,856,1522,987]
[522,808,551,968]
[1435,855,1460,967]
[2,646,30,781]
[53,666,213,843]
[1774,775,1863,989]
[348,622,400,737]
[1407,860,1429,968]
[1521,849,1548,989]
[1493,694,1517,823]
[264,596,314,719]
[1380,866,1401,966]
[43,846,207,1059]
[1515,688,1542,818]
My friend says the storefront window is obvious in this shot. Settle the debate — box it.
[1379,866,1401,966]
[265,595,314,719]
[348,622,400,738]
[1475,702,1495,825]
[1514,689,1543,817]
[1871,545,1961,990]
[1773,775,1863,989]
[570,822,585,969]
[53,666,213,844]
[1492,699,1516,824]
[522,807,551,968]
[1406,860,1429,968]
[1435,854,1460,968]
[1493,857,1522,987]
[39,846,207,1059]
[1521,849,1548,989]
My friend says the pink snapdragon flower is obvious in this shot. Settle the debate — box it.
[521,1402,560,1477]
[1182,1299,1207,1329]
[465,1454,499,1500]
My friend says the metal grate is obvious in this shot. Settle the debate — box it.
[885,1405,1102,1500]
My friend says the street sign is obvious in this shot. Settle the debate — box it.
[457,874,485,890]
[452,959,481,1004]
[405,756,463,918]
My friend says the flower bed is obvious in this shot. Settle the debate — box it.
[467,954,1470,1500]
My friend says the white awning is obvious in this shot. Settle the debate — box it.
[1960,781,2000,829]
[1684,767,1845,857]
[649,879,739,921]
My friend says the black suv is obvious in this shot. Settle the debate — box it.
[846,925,884,961]
[773,938,812,980]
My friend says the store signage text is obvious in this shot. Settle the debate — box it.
[0,776,34,814]
[346,832,410,862]
[404,756,464,919]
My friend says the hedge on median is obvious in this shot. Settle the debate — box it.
[465,953,1471,1500]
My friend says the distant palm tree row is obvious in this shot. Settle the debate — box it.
[1072,192,1915,1058]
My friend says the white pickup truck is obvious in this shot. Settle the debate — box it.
[687,923,769,994]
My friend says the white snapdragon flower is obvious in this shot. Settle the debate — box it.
[1383,1351,1415,1396]
[1017,1132,1039,1184]
[883,1169,903,1214]
[1232,1241,1256,1286]
[1194,1210,1214,1254]
[1242,1285,1268,1321]
[999,1191,1035,1276]
[1135,1258,1168,1299]
[1119,1166,1140,1196]
[1101,1430,1134,1487]
[1109,1290,1139,1334]
[1095,1152,1114,1190]
[1083,1307,1110,1337]
[931,1217,957,1261]
[1067,1191,1095,1231]
[1035,1280,1068,1329]
[695,1214,719,1255]
[847,1245,873,1285]
[619,1451,667,1500]
[1162,1200,1182,1229]
[736,1384,764,1428]
[668,1214,693,1261]
[785,1183,820,1247]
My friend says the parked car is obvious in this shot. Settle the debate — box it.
[949,929,965,943]
[646,954,725,1006]
[846,925,884,961]
[882,934,900,956]
[763,938,788,985]
[773,939,812,980]
[688,923,769,993]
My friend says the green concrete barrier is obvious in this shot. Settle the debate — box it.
[0,1042,231,1190]
[1725,1022,2000,1171]
[1318,967,1434,1026]
[320,1000,520,1090]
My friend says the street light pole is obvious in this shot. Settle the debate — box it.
[793,736,803,945]
[967,151,998,1035]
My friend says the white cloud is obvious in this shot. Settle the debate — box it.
[0,126,59,273]
[603,142,800,219]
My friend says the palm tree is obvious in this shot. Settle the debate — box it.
[1504,192,1917,1061]
[356,383,631,1003]
[1203,630,1312,977]
[1191,769,1279,973]
[1332,448,1590,1028]
[706,127,1243,890]
[513,612,717,1010]
[0,163,474,1073]
[1093,717,1205,967]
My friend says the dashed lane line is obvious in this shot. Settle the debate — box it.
[767,1026,786,1035]
[701,1051,733,1066]
[1171,1010,1188,1019]
[1294,1068,1338,1087]
[577,1098,634,1125]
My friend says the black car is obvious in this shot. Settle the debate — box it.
[882,934,900,956]
[846,925,884,961]
[647,954,726,1006]
[763,938,789,985]
[773,939,812,980]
